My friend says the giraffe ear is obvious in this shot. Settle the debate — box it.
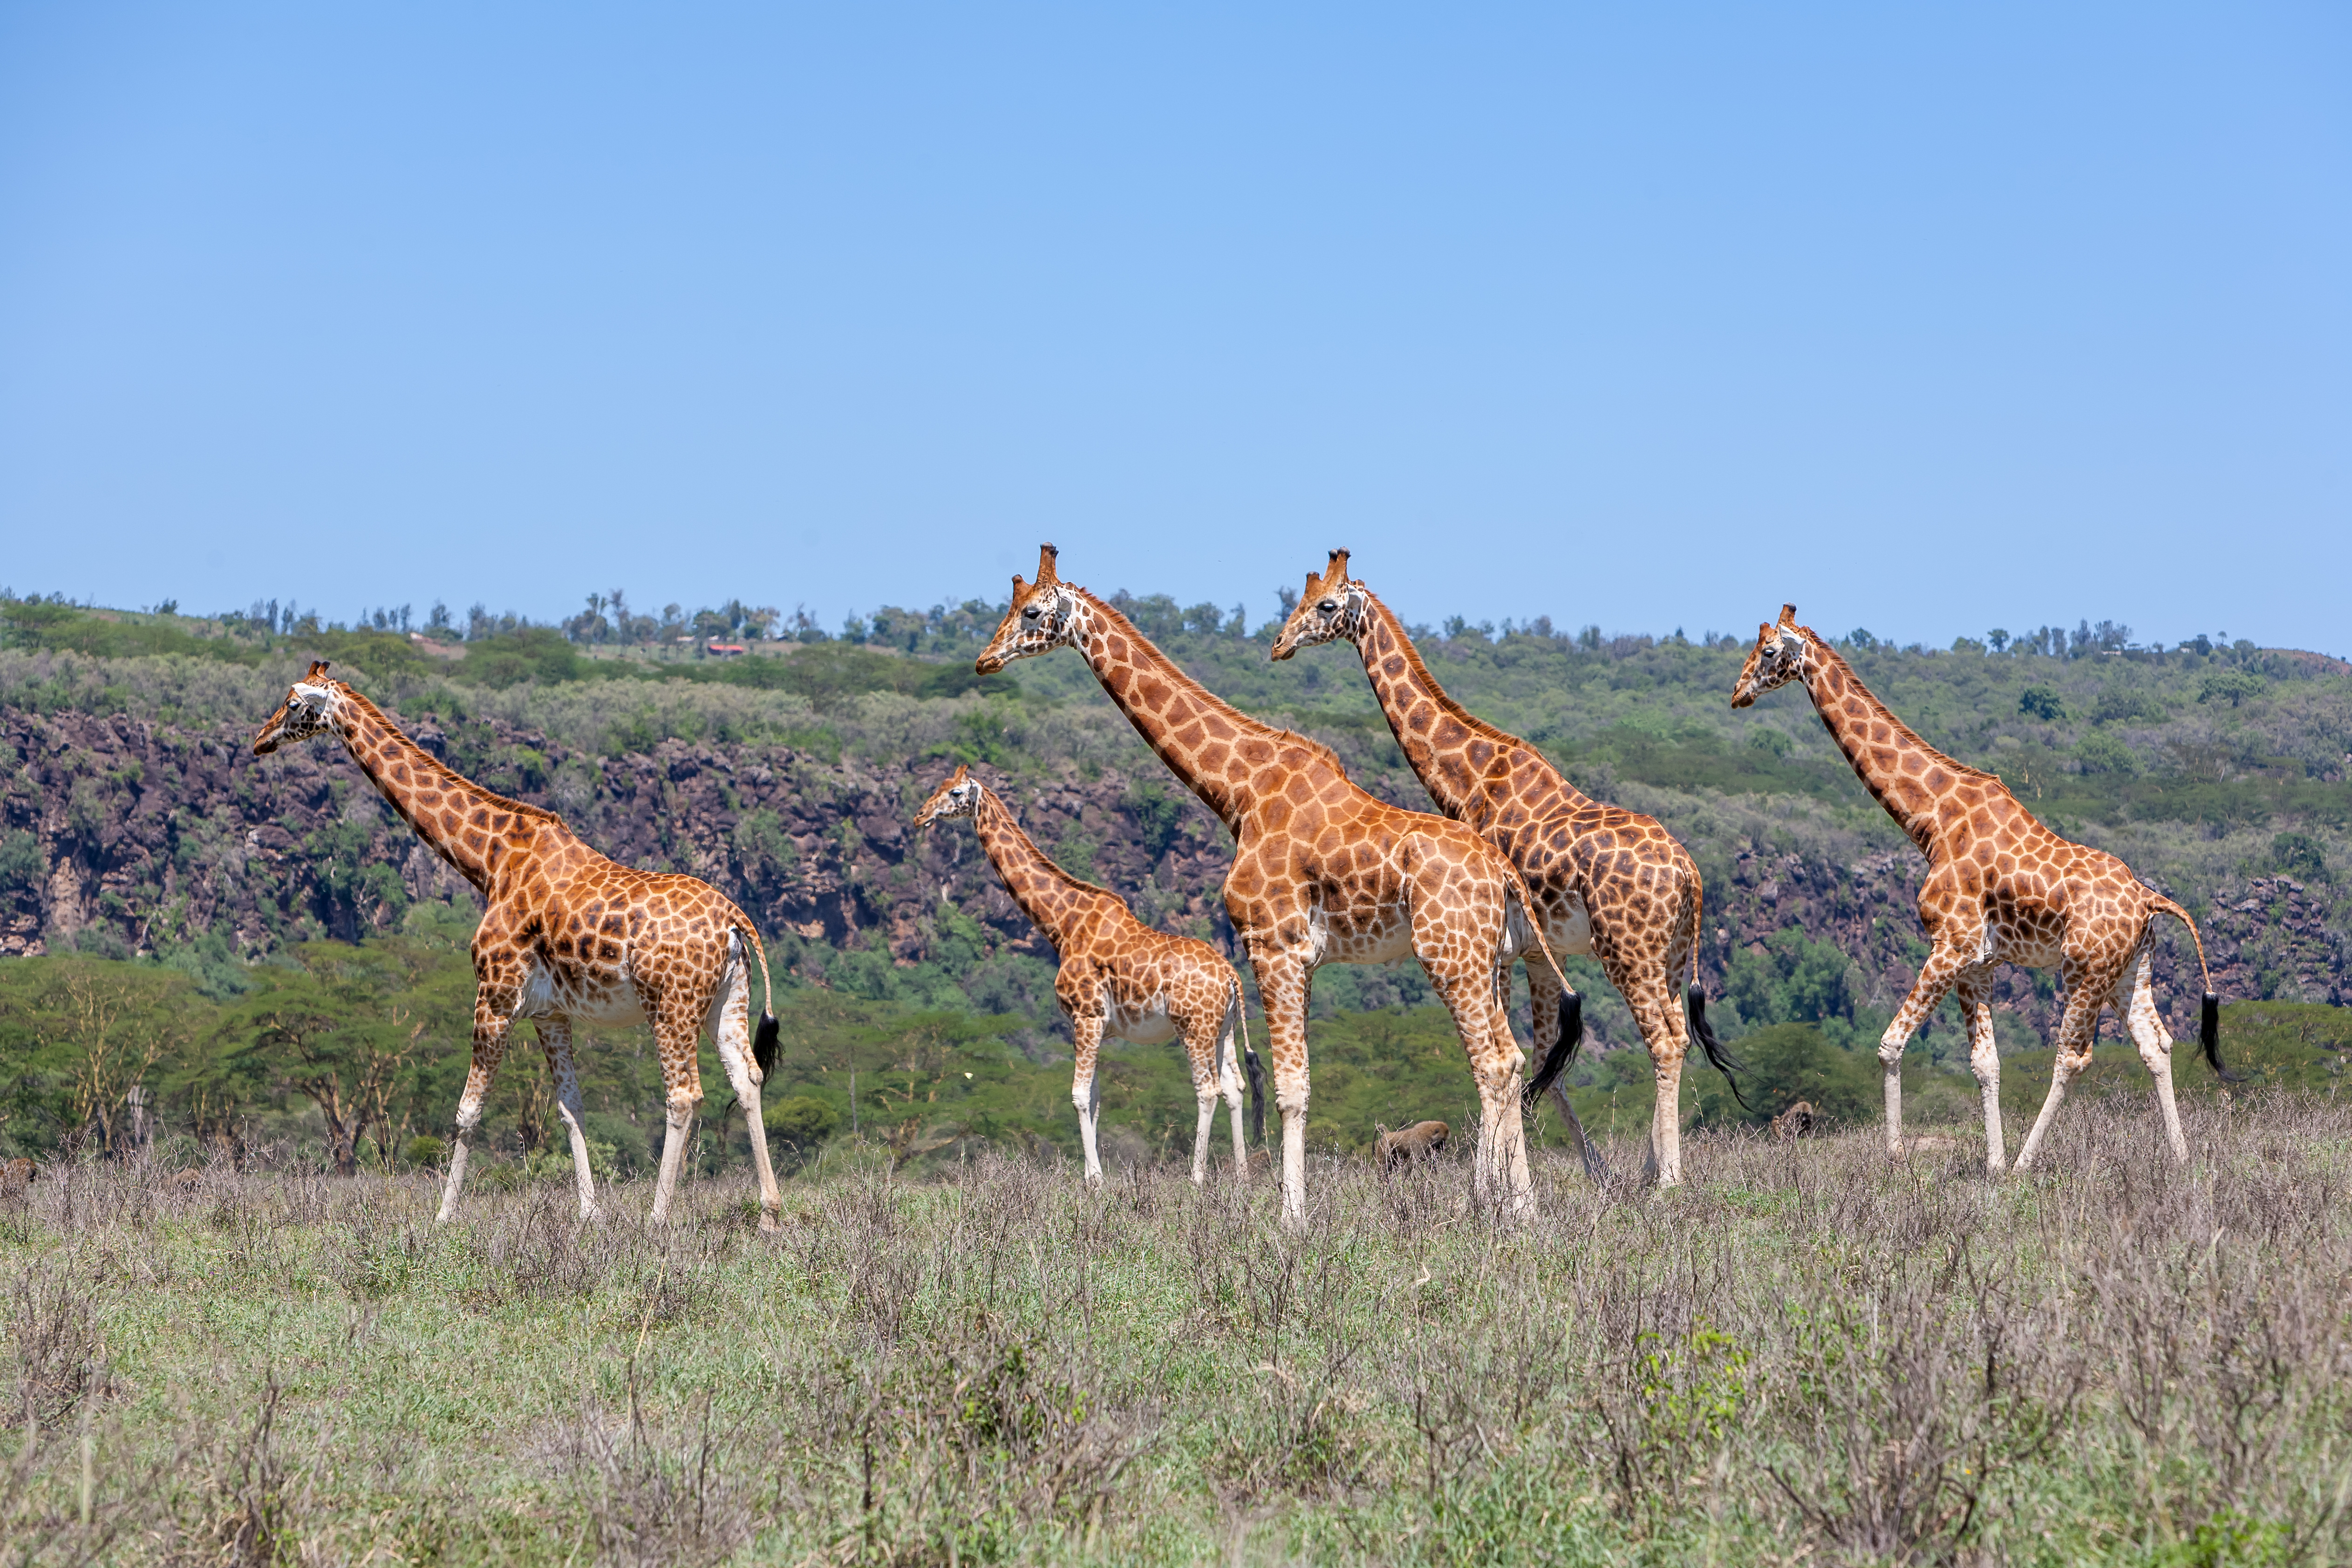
[1035,544,1060,584]
[1777,605,1798,628]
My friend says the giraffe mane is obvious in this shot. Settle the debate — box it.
[1073,588,1349,776]
[1368,587,1540,757]
[1801,630,2003,786]
[334,683,568,825]
[975,781,1122,901]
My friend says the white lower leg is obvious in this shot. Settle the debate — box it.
[743,1091,783,1230]
[1280,1101,1307,1227]
[650,1099,693,1223]
[1494,1072,1534,1215]
[2012,1060,2079,1171]
[1881,1053,1906,1153]
[557,1103,600,1219]
[1650,1060,1685,1187]
[1190,1095,1216,1184]
[436,1116,478,1223]
[1074,1080,1104,1187]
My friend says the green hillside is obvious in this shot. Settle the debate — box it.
[3,586,2347,1173]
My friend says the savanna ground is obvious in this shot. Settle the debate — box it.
[7,1092,2352,1567]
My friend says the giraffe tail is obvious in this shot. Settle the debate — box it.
[1683,874,1748,1110]
[1232,975,1266,1147]
[2149,895,2240,1083]
[1501,862,1587,1114]
[736,921,781,1078]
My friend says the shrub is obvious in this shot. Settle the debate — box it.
[2018,686,2065,721]
[406,1135,446,1167]
[764,1095,839,1155]
[2074,731,2139,776]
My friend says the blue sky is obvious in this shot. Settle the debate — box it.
[2,2,2346,652]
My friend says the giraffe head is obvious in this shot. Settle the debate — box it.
[1730,606,1818,708]
[253,661,346,754]
[1268,549,1370,661]
[913,764,984,828]
[976,544,1090,674]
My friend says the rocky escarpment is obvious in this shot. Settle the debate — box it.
[2,705,2341,1048]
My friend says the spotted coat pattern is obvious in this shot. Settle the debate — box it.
[976,546,1561,1222]
[253,663,783,1227]
[1272,549,1716,1185]
[914,765,1257,1185]
[1732,607,2221,1170]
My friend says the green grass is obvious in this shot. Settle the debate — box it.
[7,1098,2352,1564]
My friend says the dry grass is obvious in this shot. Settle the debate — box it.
[3,1096,2351,1564]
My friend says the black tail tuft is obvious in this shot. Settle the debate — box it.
[1522,993,1585,1113]
[2200,993,2244,1083]
[753,1010,780,1079]
[1243,1048,1267,1146]
[1689,986,1749,1111]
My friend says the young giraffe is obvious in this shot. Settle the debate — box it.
[976,545,1570,1223]
[253,662,786,1228]
[1731,608,2231,1170]
[1271,550,1745,1186]
[913,764,1263,1185]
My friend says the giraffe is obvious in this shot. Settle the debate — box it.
[253,662,786,1228]
[1270,550,1746,1186]
[913,764,1262,1185]
[975,545,1570,1222]
[1731,608,2232,1170]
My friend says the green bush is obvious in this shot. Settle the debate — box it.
[2018,686,2065,721]
[765,1094,841,1154]
[2074,730,2139,776]
[1691,1023,1877,1128]
[405,1135,446,1167]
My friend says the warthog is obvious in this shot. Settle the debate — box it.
[1374,1120,1449,1170]
[1770,1102,1816,1141]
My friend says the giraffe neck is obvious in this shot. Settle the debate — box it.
[971,788,1118,950]
[1068,588,1318,835]
[1798,641,1991,854]
[1352,590,1592,830]
[327,686,561,893]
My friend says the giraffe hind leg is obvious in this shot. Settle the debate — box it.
[708,945,782,1232]
[537,1016,601,1220]
[2116,944,2188,1164]
[2013,967,2116,1172]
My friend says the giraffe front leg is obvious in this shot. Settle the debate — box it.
[1955,969,2004,1172]
[538,1016,601,1220]
[1879,943,1973,1155]
[648,1005,706,1226]
[1248,948,1313,1228]
[1070,1013,1107,1188]
[438,970,521,1224]
[2013,966,2114,1172]
[2116,944,2188,1165]
[710,957,782,1232]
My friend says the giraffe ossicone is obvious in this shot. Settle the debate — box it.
[978,545,1568,1224]
[1732,608,2232,1171]
[253,661,787,1229]
[1271,548,1747,1187]
[914,763,1261,1186]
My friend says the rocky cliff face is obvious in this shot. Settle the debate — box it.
[3,704,2341,1046]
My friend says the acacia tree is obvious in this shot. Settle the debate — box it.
[220,939,461,1175]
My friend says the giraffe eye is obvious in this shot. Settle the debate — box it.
[1318,600,1337,613]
